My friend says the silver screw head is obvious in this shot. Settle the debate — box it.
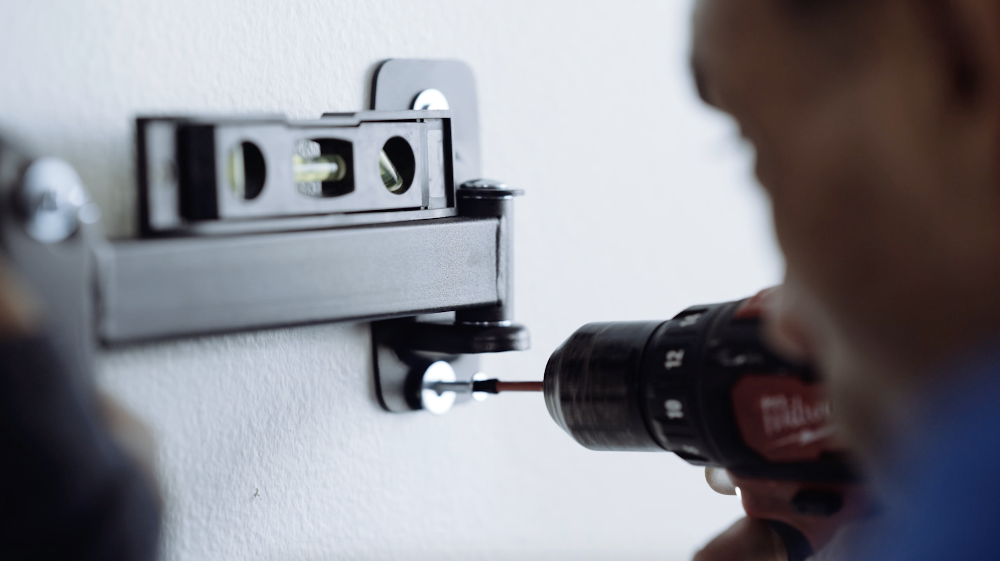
[412,88,450,111]
[18,158,93,243]
[420,361,458,415]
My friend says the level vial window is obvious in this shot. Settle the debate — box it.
[228,141,266,200]
[294,155,346,184]
[295,139,350,198]
[380,137,415,195]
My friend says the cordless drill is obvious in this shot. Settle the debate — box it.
[539,294,856,560]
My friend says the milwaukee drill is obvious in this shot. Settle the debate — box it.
[540,294,858,560]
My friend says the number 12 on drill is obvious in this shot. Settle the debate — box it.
[665,350,685,370]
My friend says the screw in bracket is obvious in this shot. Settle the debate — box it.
[17,158,99,244]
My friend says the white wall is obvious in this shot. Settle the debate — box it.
[0,1,783,559]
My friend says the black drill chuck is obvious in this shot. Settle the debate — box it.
[544,322,663,452]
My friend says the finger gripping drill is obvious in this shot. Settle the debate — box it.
[542,297,855,559]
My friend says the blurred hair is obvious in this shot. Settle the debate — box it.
[776,0,876,72]
[782,0,982,108]
[781,0,871,19]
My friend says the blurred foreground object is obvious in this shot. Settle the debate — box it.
[0,138,160,559]
[0,327,161,559]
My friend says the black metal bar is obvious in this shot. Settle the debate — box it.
[98,217,500,344]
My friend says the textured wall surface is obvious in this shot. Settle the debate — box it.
[0,1,783,559]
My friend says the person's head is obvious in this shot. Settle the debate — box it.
[691,0,1000,468]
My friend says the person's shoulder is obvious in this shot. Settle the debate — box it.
[858,350,1000,561]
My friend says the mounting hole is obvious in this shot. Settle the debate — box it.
[379,136,415,195]
[229,141,266,200]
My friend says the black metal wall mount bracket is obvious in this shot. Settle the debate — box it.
[371,178,530,414]
[0,59,529,413]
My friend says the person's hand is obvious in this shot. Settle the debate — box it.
[694,515,787,561]
[698,469,788,561]
[695,286,872,561]
[697,468,869,561]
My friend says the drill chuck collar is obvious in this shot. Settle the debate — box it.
[543,300,855,482]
